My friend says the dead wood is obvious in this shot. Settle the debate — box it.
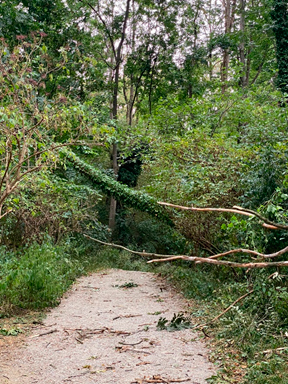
[85,234,288,268]
[117,345,152,354]
[157,201,287,230]
[30,329,58,338]
[148,256,288,268]
[119,339,143,346]
[84,234,173,258]
[210,290,254,323]
[132,376,191,384]
[257,347,288,355]
[196,290,254,330]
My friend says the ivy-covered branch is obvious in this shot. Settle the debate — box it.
[62,150,173,225]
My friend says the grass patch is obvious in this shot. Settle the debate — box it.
[0,241,83,315]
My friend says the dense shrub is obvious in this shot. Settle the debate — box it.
[0,241,83,313]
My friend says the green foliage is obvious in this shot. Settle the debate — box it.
[63,149,173,225]
[118,281,138,288]
[0,171,103,246]
[113,213,186,254]
[271,0,288,92]
[0,241,83,313]
[156,313,191,331]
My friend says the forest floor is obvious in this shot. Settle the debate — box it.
[0,269,215,384]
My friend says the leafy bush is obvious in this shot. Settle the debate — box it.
[0,241,83,313]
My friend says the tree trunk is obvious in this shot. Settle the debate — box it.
[108,0,131,229]
[239,0,247,87]
[108,65,120,230]
[221,0,236,93]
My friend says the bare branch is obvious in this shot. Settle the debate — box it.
[148,256,288,269]
[84,235,288,268]
[209,290,254,323]
[233,205,288,230]
[0,209,13,220]
[207,246,288,260]
[158,201,254,216]
[0,139,13,193]
[79,0,117,60]
[83,234,173,258]
[157,201,282,230]
[116,0,131,65]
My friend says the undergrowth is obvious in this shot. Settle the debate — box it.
[0,241,83,315]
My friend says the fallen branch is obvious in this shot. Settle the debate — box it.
[207,246,288,260]
[30,329,58,338]
[257,347,288,355]
[157,201,287,230]
[84,234,173,259]
[208,289,254,324]
[132,376,191,384]
[117,346,152,354]
[119,339,143,346]
[148,256,288,268]
[84,235,288,268]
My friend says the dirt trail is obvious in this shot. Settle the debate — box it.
[0,269,215,384]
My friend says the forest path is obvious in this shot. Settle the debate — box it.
[0,269,215,384]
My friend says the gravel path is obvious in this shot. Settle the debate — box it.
[0,269,215,384]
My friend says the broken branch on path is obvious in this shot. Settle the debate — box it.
[116,345,152,354]
[119,339,143,346]
[132,376,191,384]
[84,234,288,269]
[30,329,58,338]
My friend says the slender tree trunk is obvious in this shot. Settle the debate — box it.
[108,0,131,229]
[221,0,236,93]
[109,64,120,229]
[239,0,246,87]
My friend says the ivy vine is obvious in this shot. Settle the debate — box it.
[62,149,174,226]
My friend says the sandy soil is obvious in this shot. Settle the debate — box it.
[0,269,216,384]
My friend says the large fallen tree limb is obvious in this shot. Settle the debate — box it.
[157,201,287,230]
[148,256,288,268]
[84,235,288,268]
[207,246,288,260]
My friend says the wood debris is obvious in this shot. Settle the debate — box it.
[30,329,58,338]
[132,376,191,384]
[116,345,152,354]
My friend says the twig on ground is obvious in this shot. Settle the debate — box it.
[113,314,142,320]
[30,329,58,338]
[117,345,152,354]
[196,290,254,329]
[119,339,143,346]
[257,347,288,355]
[209,289,254,323]
[132,376,191,384]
